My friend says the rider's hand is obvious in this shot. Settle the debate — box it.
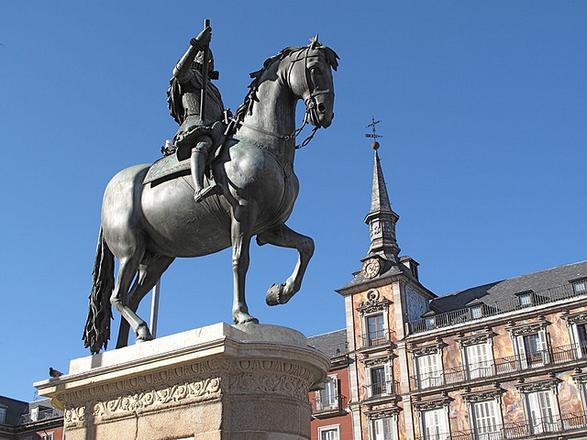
[191,26,212,48]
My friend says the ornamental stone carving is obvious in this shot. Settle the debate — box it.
[515,378,561,393]
[409,339,447,357]
[357,289,391,315]
[462,387,504,403]
[562,312,587,325]
[457,329,496,347]
[414,395,453,411]
[507,319,549,337]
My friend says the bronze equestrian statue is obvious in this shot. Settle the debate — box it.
[82,21,338,354]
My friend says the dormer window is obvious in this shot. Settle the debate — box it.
[516,291,533,308]
[573,279,587,295]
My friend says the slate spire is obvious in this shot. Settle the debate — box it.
[364,120,400,263]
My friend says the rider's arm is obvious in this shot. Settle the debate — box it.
[173,27,211,80]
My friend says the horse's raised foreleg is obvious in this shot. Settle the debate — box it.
[116,255,175,349]
[256,224,315,305]
[110,249,153,343]
[231,203,259,325]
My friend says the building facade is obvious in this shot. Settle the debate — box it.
[327,142,587,440]
[0,397,63,440]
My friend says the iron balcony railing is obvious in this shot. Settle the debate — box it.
[408,283,586,334]
[362,380,401,400]
[417,413,587,440]
[359,329,394,349]
[19,407,62,424]
[311,394,344,414]
[411,344,586,391]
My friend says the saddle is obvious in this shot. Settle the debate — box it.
[143,121,229,186]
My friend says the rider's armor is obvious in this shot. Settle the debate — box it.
[167,36,225,202]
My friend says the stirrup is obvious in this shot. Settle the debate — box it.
[194,184,220,203]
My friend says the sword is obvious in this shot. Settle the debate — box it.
[199,18,211,125]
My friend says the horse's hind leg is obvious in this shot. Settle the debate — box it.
[116,255,174,349]
[256,223,314,305]
[110,244,152,342]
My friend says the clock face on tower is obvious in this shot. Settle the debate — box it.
[362,258,381,279]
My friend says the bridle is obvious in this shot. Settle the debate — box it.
[236,46,331,149]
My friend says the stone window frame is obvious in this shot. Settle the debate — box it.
[457,330,496,381]
[317,423,340,440]
[414,395,453,440]
[515,290,535,308]
[315,374,340,411]
[507,319,551,368]
[367,408,400,440]
[364,355,394,398]
[409,339,446,389]
[562,311,587,359]
[515,377,562,434]
[463,388,505,436]
[40,433,54,440]
[357,289,392,347]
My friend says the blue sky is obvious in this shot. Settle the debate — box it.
[0,1,585,401]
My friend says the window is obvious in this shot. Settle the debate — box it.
[471,400,501,438]
[417,353,442,389]
[527,390,559,434]
[367,363,393,397]
[371,416,397,440]
[571,322,587,358]
[318,426,339,440]
[41,433,54,440]
[316,376,339,411]
[518,292,533,307]
[516,331,549,368]
[422,408,450,440]
[465,342,494,380]
[470,305,483,319]
[366,313,386,346]
[0,406,6,424]
[573,279,587,295]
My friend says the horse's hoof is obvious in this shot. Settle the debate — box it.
[136,324,153,343]
[266,283,286,306]
[233,310,259,325]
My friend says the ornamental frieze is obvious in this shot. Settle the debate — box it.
[409,339,447,357]
[363,355,394,368]
[562,311,587,325]
[515,377,560,393]
[414,395,453,411]
[507,318,549,336]
[462,387,505,403]
[457,329,496,347]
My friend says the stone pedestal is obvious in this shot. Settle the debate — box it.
[35,323,329,440]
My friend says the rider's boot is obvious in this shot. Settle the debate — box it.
[191,138,220,203]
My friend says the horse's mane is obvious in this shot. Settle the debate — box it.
[234,38,339,124]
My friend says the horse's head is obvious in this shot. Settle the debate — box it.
[286,37,339,128]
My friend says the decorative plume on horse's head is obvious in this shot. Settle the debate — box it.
[235,38,339,124]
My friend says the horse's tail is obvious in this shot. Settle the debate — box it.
[82,227,114,354]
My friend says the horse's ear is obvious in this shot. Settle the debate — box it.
[309,35,320,49]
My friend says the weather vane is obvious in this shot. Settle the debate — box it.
[365,117,383,150]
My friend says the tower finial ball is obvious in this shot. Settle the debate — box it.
[372,141,380,150]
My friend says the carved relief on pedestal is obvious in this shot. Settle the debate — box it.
[62,358,316,428]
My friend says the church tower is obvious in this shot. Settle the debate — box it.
[337,121,435,440]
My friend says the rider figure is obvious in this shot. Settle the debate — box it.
[167,25,225,203]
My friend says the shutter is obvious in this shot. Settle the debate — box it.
[315,389,322,411]
[538,330,549,364]
[467,345,479,379]
[331,377,339,406]
[365,367,372,397]
[384,362,393,394]
[517,336,528,368]
[572,324,582,359]
[528,393,542,433]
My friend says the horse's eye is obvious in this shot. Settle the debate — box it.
[310,66,321,75]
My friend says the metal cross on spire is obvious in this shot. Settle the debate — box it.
[365,117,383,150]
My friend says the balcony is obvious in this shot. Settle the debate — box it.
[416,413,587,439]
[362,380,401,402]
[311,394,346,418]
[410,344,587,391]
[408,283,587,334]
[19,407,62,424]
[358,329,395,352]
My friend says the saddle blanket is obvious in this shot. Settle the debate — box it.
[143,154,191,185]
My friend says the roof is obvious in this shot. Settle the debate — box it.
[307,329,347,358]
[431,260,587,313]
[0,395,28,426]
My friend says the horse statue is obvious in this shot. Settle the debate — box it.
[82,37,339,354]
